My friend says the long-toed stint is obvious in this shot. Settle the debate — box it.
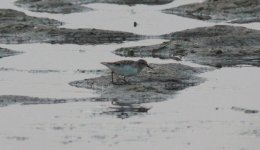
[101,59,152,84]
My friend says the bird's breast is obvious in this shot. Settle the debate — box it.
[115,65,141,76]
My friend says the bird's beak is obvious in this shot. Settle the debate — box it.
[147,64,153,69]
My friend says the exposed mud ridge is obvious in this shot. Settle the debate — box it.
[0,9,142,44]
[0,94,152,118]
[231,106,259,114]
[15,0,92,14]
[0,95,154,117]
[163,0,260,24]
[0,95,112,107]
[0,47,21,58]
[0,95,68,107]
[15,0,174,14]
[69,63,211,104]
[0,9,62,27]
[115,25,260,67]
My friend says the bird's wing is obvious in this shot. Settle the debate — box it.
[113,60,135,66]
[101,60,135,67]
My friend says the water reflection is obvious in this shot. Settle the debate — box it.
[102,99,152,119]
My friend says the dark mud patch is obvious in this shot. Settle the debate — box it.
[0,23,142,45]
[241,129,260,137]
[61,135,82,145]
[231,106,259,114]
[15,0,92,14]
[15,0,175,14]
[0,47,21,59]
[0,67,66,74]
[0,95,120,107]
[69,63,212,104]
[163,0,260,24]
[0,95,88,107]
[74,69,106,76]
[0,9,142,44]
[115,25,260,67]
[0,9,62,27]
[6,136,29,141]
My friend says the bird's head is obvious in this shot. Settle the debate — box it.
[137,59,153,69]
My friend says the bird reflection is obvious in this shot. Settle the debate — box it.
[102,99,152,119]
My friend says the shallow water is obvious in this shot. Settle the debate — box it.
[0,0,260,150]
[0,67,259,150]
[0,39,175,98]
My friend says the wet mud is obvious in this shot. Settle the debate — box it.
[15,0,175,14]
[0,47,21,58]
[115,25,260,67]
[69,63,212,104]
[231,106,259,114]
[0,95,107,107]
[163,0,260,24]
[0,9,142,44]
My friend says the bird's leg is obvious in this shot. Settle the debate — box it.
[123,76,129,84]
[111,72,121,85]
[111,71,114,84]
[111,72,125,85]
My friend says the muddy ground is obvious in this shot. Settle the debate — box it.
[70,63,211,104]
[0,95,101,107]
[15,0,175,14]
[0,63,210,108]
[0,9,62,27]
[1,3,259,114]
[115,25,260,67]
[0,9,142,44]
[163,0,260,23]
[0,47,21,58]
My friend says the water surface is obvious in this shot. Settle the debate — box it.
[0,0,260,150]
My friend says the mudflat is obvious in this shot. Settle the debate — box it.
[70,63,212,104]
[115,25,260,67]
[0,9,142,44]
[163,0,260,23]
[15,0,175,14]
